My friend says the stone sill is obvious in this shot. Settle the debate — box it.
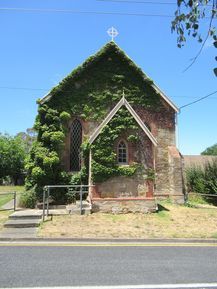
[154,194,184,197]
[92,197,155,201]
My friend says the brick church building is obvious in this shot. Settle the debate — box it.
[39,41,184,213]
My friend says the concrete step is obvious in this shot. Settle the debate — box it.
[9,210,42,220]
[37,203,66,209]
[70,208,91,215]
[66,200,91,215]
[49,205,66,210]
[75,200,91,208]
[9,214,42,220]
[66,204,91,215]
[4,218,41,228]
[0,227,37,238]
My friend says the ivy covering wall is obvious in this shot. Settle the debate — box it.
[25,41,162,202]
[91,107,142,183]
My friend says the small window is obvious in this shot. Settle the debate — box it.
[117,140,128,164]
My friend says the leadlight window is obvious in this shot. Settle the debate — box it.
[70,119,82,171]
[117,140,128,165]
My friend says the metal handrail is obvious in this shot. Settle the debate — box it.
[42,185,94,221]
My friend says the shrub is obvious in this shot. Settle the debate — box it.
[19,189,37,208]
[185,166,206,194]
[185,160,217,195]
[66,171,89,203]
[204,161,217,194]
[66,189,77,204]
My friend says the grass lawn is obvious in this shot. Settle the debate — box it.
[0,186,24,193]
[38,200,217,239]
[0,194,14,208]
[0,186,25,231]
[0,186,24,208]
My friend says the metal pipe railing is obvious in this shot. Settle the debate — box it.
[42,185,93,221]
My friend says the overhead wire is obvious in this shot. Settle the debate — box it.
[97,0,178,5]
[0,7,174,17]
[0,86,216,102]
[179,90,217,110]
[97,0,212,5]
[0,86,47,91]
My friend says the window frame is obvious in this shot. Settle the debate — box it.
[117,139,128,165]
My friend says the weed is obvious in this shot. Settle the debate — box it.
[184,201,198,208]
[156,210,169,220]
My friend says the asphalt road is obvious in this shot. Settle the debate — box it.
[0,242,217,288]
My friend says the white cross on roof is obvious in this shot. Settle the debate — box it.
[107,27,118,41]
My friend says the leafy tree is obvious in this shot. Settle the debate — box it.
[0,134,10,180]
[201,143,217,155]
[171,0,217,74]
[0,134,26,185]
[16,128,37,153]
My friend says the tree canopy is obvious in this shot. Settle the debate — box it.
[16,128,37,153]
[0,134,26,184]
[201,143,217,155]
[0,129,36,185]
[171,0,217,75]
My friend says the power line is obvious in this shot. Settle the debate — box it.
[0,7,174,17]
[172,95,217,99]
[97,0,212,6]
[0,7,211,18]
[0,86,47,91]
[179,90,217,110]
[97,0,178,5]
[0,86,217,101]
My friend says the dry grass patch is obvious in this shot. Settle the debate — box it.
[38,203,217,239]
[0,211,10,231]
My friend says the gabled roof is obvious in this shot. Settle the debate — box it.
[40,41,179,112]
[89,96,158,146]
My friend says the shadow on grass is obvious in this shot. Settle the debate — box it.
[157,204,170,212]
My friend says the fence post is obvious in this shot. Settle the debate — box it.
[80,186,82,215]
[14,191,16,211]
[42,187,46,222]
[47,187,50,217]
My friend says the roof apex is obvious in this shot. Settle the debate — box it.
[39,41,179,112]
[39,41,123,104]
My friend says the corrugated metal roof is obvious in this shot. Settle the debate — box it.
[183,155,217,168]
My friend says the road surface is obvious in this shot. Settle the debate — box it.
[0,242,217,288]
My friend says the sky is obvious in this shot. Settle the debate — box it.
[0,0,216,155]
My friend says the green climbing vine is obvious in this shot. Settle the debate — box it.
[25,105,71,201]
[91,107,142,183]
[25,42,162,203]
[48,42,162,120]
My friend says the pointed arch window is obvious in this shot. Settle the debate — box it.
[117,140,128,165]
[70,119,82,171]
